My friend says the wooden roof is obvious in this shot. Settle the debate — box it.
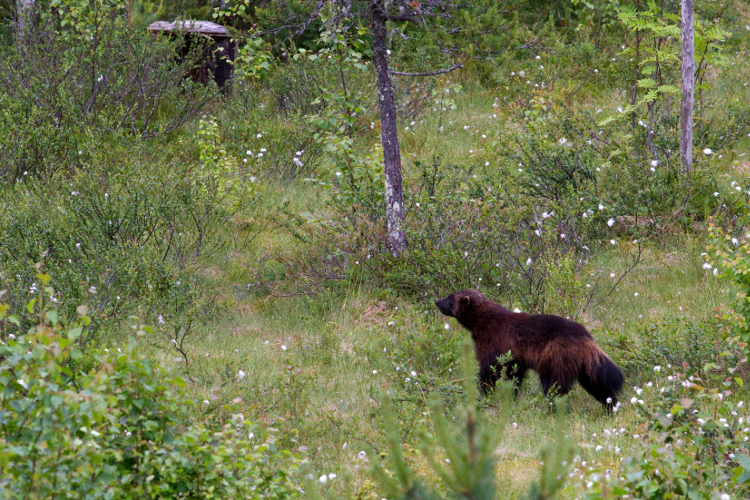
[147,20,230,37]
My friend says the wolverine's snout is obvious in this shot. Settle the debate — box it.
[435,297,453,317]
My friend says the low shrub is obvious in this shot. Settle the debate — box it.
[0,118,263,347]
[0,274,304,499]
[614,315,726,379]
[577,358,750,500]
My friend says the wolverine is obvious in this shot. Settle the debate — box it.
[435,290,623,411]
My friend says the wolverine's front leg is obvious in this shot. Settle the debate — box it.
[504,361,527,396]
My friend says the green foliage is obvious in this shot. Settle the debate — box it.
[614,315,725,377]
[0,279,304,499]
[0,0,212,182]
[579,359,750,500]
[708,209,750,346]
[0,124,263,346]
[370,340,573,500]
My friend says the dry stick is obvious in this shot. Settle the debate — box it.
[388,63,463,77]
[593,239,643,309]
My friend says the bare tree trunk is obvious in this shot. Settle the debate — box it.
[16,0,34,33]
[680,0,694,174]
[371,1,405,256]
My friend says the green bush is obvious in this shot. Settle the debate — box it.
[614,315,725,379]
[578,358,750,500]
[0,0,212,182]
[0,274,304,499]
[0,120,263,346]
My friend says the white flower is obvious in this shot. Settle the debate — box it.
[526,258,533,265]
[595,445,603,451]
[513,308,521,313]
[293,157,304,167]
[713,268,719,276]
[713,192,720,197]
[257,134,262,138]
[630,397,638,404]
[358,450,368,462]
[607,218,615,227]
[411,371,417,377]
[319,475,328,484]
[651,160,658,167]
[238,370,246,380]
[720,494,730,500]
[248,432,254,439]
[203,400,209,405]
[703,148,712,155]
[732,238,739,246]
[702,263,712,270]
[610,273,615,278]
[246,150,253,155]
[372,370,378,374]
[17,379,29,390]
[281,345,287,351]
[634,292,639,297]
[610,239,616,245]
[336,172,342,177]
[654,365,661,372]
[559,137,567,144]
[444,323,450,330]
[598,203,604,210]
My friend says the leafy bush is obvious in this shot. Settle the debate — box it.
[0,118,263,345]
[708,208,750,346]
[0,274,304,499]
[578,358,750,500]
[614,315,725,378]
[0,0,213,182]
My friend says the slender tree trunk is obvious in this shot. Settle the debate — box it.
[16,0,34,33]
[680,0,694,174]
[371,1,405,256]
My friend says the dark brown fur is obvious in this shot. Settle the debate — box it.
[435,290,623,411]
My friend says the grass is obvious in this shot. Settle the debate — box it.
[152,80,745,496]
[5,4,749,497]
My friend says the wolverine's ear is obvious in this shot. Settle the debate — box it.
[460,295,471,307]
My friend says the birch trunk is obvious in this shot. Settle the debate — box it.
[16,0,34,33]
[371,1,405,256]
[680,0,694,174]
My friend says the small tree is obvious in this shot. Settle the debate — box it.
[255,0,513,256]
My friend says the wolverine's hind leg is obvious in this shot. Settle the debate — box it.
[537,344,578,402]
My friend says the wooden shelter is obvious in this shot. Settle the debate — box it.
[148,20,237,90]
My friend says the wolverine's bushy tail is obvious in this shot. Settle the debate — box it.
[578,344,624,411]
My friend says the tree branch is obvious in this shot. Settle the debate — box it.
[388,63,463,77]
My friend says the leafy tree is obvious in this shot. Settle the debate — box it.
[254,0,518,255]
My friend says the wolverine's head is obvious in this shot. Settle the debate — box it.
[435,290,487,320]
